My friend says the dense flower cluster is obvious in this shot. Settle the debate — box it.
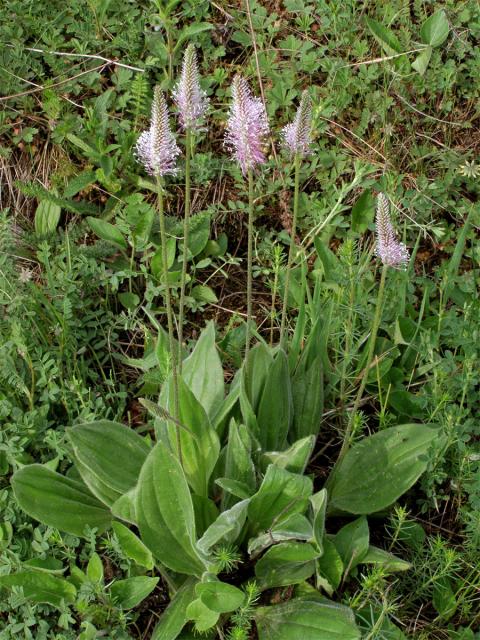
[375,193,410,269]
[173,44,209,130]
[135,86,180,176]
[282,90,312,157]
[224,75,270,175]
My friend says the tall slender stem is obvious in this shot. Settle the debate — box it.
[156,176,182,465]
[245,168,255,360]
[178,128,192,371]
[336,264,388,466]
[279,152,301,350]
[339,264,356,417]
[269,259,279,347]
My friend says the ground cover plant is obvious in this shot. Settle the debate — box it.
[0,0,479,638]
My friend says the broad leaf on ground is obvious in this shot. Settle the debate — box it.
[0,572,76,608]
[255,596,361,639]
[67,420,150,506]
[12,465,112,537]
[248,465,313,533]
[328,424,440,514]
[136,442,207,576]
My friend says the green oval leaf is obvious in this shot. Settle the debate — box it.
[412,46,432,75]
[248,514,313,558]
[86,216,127,250]
[186,598,219,632]
[222,420,256,509]
[365,17,403,55]
[162,376,220,497]
[255,597,361,640]
[67,420,150,506]
[197,499,249,555]
[263,436,315,475]
[310,489,327,553]
[291,357,324,441]
[255,542,319,590]
[333,516,369,573]
[196,581,245,613]
[318,537,343,593]
[112,522,154,569]
[191,285,218,304]
[182,322,225,419]
[22,557,65,574]
[257,349,292,450]
[173,23,213,53]
[329,424,440,514]
[12,465,112,537]
[362,545,411,573]
[420,10,449,47]
[151,237,176,274]
[110,576,159,609]
[248,465,313,534]
[136,442,207,576]
[111,489,137,525]
[87,552,104,583]
[0,572,76,608]
[35,200,61,236]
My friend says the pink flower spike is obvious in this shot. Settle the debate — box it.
[173,44,209,130]
[135,86,180,177]
[375,193,410,269]
[224,75,270,176]
[282,90,312,157]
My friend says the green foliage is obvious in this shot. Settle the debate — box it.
[255,596,361,640]
[1,0,479,637]
[12,465,112,537]
[328,424,442,514]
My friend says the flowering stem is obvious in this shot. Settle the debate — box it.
[156,176,182,465]
[178,128,192,371]
[245,167,254,360]
[337,263,388,466]
[279,152,301,350]
[269,256,280,347]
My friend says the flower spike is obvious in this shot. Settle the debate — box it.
[224,75,270,175]
[375,193,410,269]
[135,86,180,177]
[173,44,209,130]
[282,90,312,157]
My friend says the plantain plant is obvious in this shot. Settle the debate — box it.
[5,44,444,640]
[8,319,442,639]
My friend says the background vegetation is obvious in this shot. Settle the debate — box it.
[0,0,479,638]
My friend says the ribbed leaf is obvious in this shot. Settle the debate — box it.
[248,465,312,534]
[255,597,361,640]
[68,421,150,506]
[222,420,256,509]
[136,442,207,576]
[182,322,224,419]
[257,349,292,450]
[12,465,111,537]
[0,572,76,608]
[329,424,440,514]
[197,499,249,555]
[86,217,127,249]
[255,542,318,590]
[248,513,313,557]
[263,436,315,475]
[164,377,220,497]
[291,356,324,440]
[112,522,154,569]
